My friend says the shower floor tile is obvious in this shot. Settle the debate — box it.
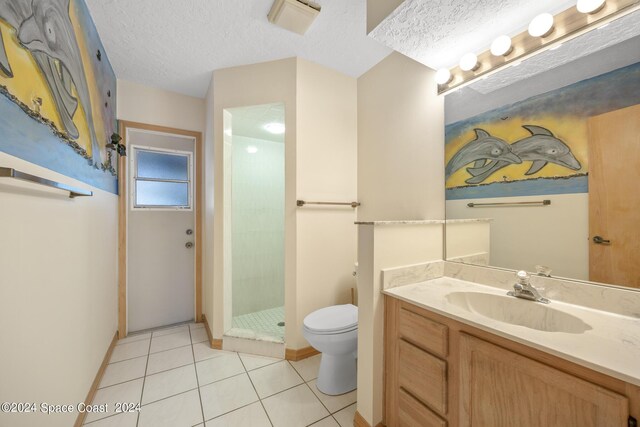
[231,306,285,342]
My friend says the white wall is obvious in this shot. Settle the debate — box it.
[117,79,206,133]
[0,153,117,427]
[446,194,589,279]
[358,52,445,222]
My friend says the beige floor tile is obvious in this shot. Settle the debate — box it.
[190,328,209,344]
[146,346,194,375]
[308,379,357,413]
[196,352,245,386]
[138,389,202,427]
[261,384,329,427]
[309,416,340,427]
[199,373,258,421]
[150,330,191,354]
[238,353,281,371]
[110,340,150,363]
[289,354,321,381]
[248,361,303,398]
[193,342,234,362]
[83,411,138,426]
[205,402,270,427]
[100,356,147,389]
[142,364,198,405]
[116,333,151,346]
[152,325,190,337]
[84,379,143,423]
[333,403,356,427]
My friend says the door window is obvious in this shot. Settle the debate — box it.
[131,147,192,209]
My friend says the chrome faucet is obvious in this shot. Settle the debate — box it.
[507,271,550,304]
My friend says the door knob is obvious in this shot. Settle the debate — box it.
[593,236,611,245]
[185,242,193,249]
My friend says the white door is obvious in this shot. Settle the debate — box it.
[127,128,195,332]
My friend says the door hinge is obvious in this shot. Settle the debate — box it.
[629,416,638,427]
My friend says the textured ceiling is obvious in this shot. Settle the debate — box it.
[370,0,576,70]
[229,103,285,143]
[468,11,640,94]
[85,0,391,98]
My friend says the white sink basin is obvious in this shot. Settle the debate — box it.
[445,291,592,334]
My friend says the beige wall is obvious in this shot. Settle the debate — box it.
[117,79,206,132]
[294,59,358,349]
[357,224,444,426]
[117,79,207,323]
[446,221,491,263]
[358,52,445,222]
[207,58,358,350]
[0,153,117,427]
[209,58,298,341]
[446,194,589,280]
[355,50,446,426]
[366,0,405,33]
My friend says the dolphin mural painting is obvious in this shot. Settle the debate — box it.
[465,125,582,184]
[0,0,103,166]
[445,128,521,180]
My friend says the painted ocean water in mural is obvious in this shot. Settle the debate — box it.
[0,0,117,193]
[445,61,640,200]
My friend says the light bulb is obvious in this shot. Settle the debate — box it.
[459,53,479,72]
[246,146,258,154]
[435,68,452,85]
[528,13,554,37]
[577,0,605,14]
[491,35,513,56]
[264,122,285,134]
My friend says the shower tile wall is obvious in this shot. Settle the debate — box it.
[232,135,285,316]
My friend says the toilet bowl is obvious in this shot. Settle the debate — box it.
[303,304,358,395]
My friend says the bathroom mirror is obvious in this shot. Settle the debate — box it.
[444,10,640,290]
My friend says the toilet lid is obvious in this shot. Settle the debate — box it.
[303,304,358,333]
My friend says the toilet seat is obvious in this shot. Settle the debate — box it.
[303,304,358,335]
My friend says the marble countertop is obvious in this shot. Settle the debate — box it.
[384,276,640,386]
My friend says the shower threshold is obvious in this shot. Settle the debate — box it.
[228,306,285,343]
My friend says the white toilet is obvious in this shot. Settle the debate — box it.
[303,304,358,395]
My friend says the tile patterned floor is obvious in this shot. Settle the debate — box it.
[84,323,356,427]
[230,306,285,342]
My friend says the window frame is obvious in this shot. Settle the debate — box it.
[130,144,193,211]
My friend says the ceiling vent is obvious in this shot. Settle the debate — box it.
[268,0,321,35]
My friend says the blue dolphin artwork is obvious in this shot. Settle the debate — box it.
[465,125,582,184]
[445,128,521,179]
[0,0,117,193]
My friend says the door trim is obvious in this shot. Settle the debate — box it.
[118,120,203,337]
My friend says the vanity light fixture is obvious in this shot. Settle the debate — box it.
[528,13,555,37]
[264,122,285,134]
[491,35,513,56]
[577,0,606,14]
[459,53,479,71]
[435,0,639,95]
[435,68,453,85]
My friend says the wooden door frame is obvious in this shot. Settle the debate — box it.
[118,120,203,338]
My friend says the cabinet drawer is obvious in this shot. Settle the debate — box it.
[398,388,447,427]
[399,307,448,357]
[398,339,447,415]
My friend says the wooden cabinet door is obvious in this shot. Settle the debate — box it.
[459,333,628,427]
